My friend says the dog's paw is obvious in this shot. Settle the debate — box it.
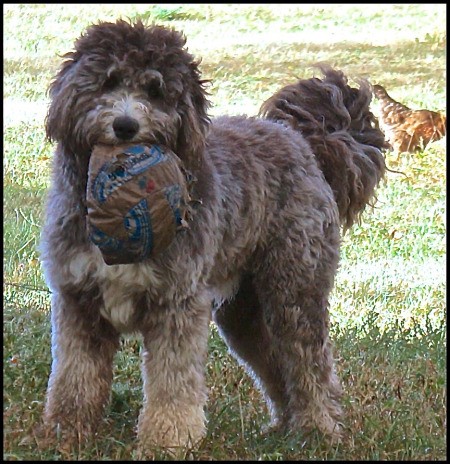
[287,410,344,443]
[31,421,74,453]
[31,418,96,455]
[137,404,206,453]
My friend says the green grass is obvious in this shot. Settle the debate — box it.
[3,3,446,461]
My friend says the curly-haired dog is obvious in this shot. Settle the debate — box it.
[39,20,387,453]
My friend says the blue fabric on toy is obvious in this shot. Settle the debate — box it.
[86,144,191,265]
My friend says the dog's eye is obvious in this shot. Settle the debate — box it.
[103,73,121,91]
[146,82,164,99]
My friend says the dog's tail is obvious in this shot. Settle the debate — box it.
[259,65,388,230]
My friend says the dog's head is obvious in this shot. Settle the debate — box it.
[46,20,210,169]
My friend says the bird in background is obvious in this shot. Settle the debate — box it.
[372,84,446,153]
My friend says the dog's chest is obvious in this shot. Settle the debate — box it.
[99,280,140,333]
[98,261,163,332]
[66,250,162,332]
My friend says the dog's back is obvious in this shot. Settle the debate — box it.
[204,114,339,281]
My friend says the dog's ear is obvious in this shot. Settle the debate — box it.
[175,72,210,171]
[45,55,81,146]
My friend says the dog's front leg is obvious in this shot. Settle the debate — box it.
[39,292,120,449]
[137,294,211,453]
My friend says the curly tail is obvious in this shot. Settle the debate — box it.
[259,65,389,230]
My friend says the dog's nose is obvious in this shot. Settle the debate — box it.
[113,116,140,140]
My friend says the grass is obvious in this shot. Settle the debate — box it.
[3,3,446,461]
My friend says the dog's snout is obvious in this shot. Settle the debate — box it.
[113,116,140,140]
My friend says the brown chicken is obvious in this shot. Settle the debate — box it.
[372,84,446,153]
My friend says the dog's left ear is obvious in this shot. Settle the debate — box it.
[176,72,210,171]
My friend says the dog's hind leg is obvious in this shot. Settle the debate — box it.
[260,288,343,439]
[252,224,344,439]
[216,221,343,439]
[40,291,120,448]
[213,274,290,426]
[137,292,211,453]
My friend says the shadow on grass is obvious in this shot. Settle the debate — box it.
[3,296,446,460]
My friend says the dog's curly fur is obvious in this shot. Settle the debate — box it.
[39,19,387,453]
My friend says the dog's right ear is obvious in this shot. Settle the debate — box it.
[45,55,79,144]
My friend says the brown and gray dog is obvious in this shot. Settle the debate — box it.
[39,19,387,453]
